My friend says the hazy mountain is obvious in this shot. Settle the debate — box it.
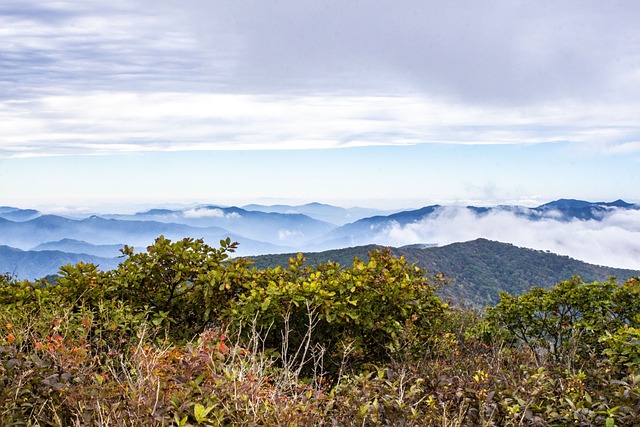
[242,202,390,225]
[105,205,335,246]
[0,245,120,281]
[32,239,125,258]
[1,199,638,271]
[313,200,640,253]
[321,205,442,245]
[247,238,640,308]
[0,206,40,222]
[0,215,284,256]
[528,198,640,221]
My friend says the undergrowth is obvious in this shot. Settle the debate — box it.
[1,237,639,426]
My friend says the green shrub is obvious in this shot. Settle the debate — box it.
[111,236,251,340]
[485,276,637,367]
[601,322,640,372]
[229,249,449,376]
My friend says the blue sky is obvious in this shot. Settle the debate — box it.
[1,0,639,211]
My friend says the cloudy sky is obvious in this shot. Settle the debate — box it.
[1,0,639,210]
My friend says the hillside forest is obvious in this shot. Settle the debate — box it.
[1,236,640,426]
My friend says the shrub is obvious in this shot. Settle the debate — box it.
[485,276,635,367]
[111,236,251,339]
[229,249,449,376]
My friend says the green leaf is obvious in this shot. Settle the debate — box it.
[170,395,181,409]
[94,373,104,385]
[193,403,214,423]
[174,414,188,426]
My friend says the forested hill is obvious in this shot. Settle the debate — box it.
[247,238,640,307]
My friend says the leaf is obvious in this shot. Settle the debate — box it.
[170,395,181,409]
[94,373,104,385]
[194,373,205,386]
[174,414,188,426]
[193,403,214,423]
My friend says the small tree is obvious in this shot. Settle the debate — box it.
[486,276,639,367]
[112,236,250,339]
[229,249,449,375]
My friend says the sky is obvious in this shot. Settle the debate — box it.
[1,0,640,211]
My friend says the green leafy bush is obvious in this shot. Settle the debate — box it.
[229,249,449,375]
[485,276,635,366]
[111,236,251,339]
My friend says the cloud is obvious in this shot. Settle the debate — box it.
[376,207,640,270]
[1,1,640,157]
[2,91,639,158]
[278,229,304,241]
[168,1,640,102]
[0,1,211,96]
[5,0,640,104]
[183,207,240,219]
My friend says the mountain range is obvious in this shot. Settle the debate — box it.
[0,245,119,281]
[0,198,639,281]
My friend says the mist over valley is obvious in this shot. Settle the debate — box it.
[1,199,639,281]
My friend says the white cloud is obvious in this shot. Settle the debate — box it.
[183,208,224,218]
[182,208,242,219]
[2,91,640,158]
[1,1,640,157]
[278,229,304,241]
[376,207,640,270]
[183,208,241,219]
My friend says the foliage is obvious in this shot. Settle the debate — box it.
[486,276,640,369]
[1,236,640,425]
[230,249,448,375]
[247,239,640,308]
[111,236,251,339]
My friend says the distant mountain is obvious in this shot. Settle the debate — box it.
[0,215,283,256]
[0,207,40,222]
[247,239,640,308]
[313,199,640,250]
[109,205,336,246]
[529,198,640,221]
[322,205,442,246]
[242,202,390,225]
[0,245,119,281]
[32,239,125,258]
[1,199,638,272]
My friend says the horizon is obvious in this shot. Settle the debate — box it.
[4,196,639,217]
[1,197,640,271]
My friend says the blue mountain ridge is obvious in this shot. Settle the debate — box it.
[312,199,639,250]
[107,205,336,246]
[0,199,637,271]
[0,206,40,221]
[0,245,120,281]
[32,239,126,258]
[0,214,283,255]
